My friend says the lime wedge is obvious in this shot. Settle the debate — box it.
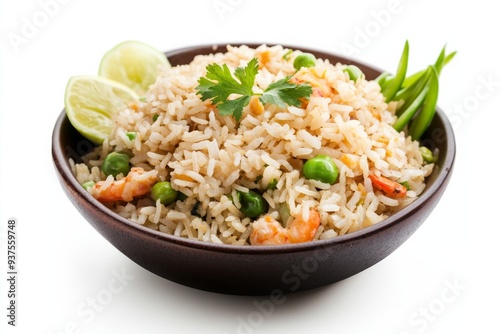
[98,40,170,94]
[64,75,139,144]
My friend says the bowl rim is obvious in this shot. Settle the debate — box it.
[52,43,456,255]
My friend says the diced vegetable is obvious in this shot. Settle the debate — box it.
[82,181,95,191]
[277,203,291,226]
[266,179,278,190]
[126,132,136,140]
[400,181,411,191]
[419,146,435,164]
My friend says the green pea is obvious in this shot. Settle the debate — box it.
[237,190,269,218]
[343,65,363,81]
[419,146,435,164]
[126,132,136,140]
[302,155,339,184]
[151,181,178,205]
[102,152,130,177]
[82,181,95,191]
[293,53,316,70]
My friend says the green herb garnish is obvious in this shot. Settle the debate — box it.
[196,58,312,121]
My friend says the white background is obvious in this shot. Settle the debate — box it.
[1,0,498,333]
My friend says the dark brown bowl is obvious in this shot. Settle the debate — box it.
[52,43,455,295]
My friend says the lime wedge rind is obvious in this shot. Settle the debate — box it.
[98,40,170,94]
[64,75,139,145]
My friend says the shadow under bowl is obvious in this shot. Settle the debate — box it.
[52,43,455,295]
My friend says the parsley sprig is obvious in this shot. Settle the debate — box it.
[196,58,312,121]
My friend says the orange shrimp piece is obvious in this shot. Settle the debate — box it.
[92,167,158,202]
[287,208,321,243]
[368,173,407,198]
[250,208,321,246]
[291,71,332,97]
[250,215,288,245]
[290,71,332,108]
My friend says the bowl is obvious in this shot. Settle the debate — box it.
[52,43,455,295]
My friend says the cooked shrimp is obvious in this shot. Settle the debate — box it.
[287,208,321,243]
[291,70,332,98]
[250,208,321,246]
[91,167,158,202]
[250,215,288,245]
[369,173,407,198]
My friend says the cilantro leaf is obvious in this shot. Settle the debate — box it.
[260,76,313,109]
[195,57,312,122]
[217,95,251,121]
[196,76,219,101]
[199,62,254,104]
[234,58,259,92]
[196,59,257,121]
